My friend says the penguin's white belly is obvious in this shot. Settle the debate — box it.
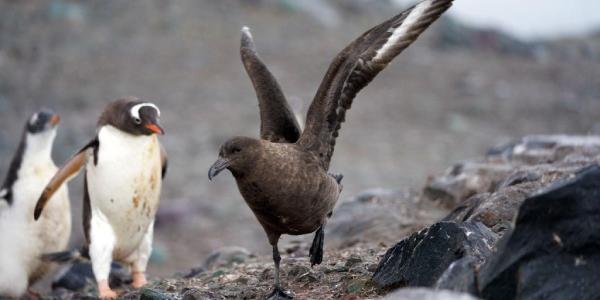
[87,126,162,259]
[30,185,71,281]
[14,164,71,279]
[0,163,70,296]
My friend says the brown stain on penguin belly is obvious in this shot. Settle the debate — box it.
[149,172,157,191]
[132,192,140,208]
[129,138,160,218]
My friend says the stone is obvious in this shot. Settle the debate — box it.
[139,288,173,300]
[444,183,541,235]
[498,170,542,188]
[51,261,131,292]
[373,222,497,289]
[210,270,226,278]
[381,287,478,300]
[517,254,600,300]
[345,278,369,294]
[181,288,216,300]
[434,256,478,294]
[181,266,206,279]
[465,184,534,232]
[51,262,94,292]
[422,162,514,208]
[295,271,321,283]
[344,255,362,268]
[479,164,600,300]
[286,264,311,278]
[441,193,488,224]
[324,261,349,273]
[328,188,447,248]
[508,135,600,165]
[203,246,253,270]
[424,135,600,211]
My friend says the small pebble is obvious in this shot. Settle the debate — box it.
[139,288,172,300]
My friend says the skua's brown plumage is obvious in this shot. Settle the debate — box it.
[208,1,453,298]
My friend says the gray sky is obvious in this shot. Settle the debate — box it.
[395,0,600,40]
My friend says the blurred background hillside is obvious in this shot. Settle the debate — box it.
[0,0,599,276]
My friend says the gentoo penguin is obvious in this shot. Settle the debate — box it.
[0,110,71,298]
[208,0,453,298]
[34,97,167,299]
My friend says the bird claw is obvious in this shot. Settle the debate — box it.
[266,286,294,300]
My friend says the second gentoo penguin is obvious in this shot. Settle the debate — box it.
[34,97,167,299]
[0,110,71,298]
[208,0,453,298]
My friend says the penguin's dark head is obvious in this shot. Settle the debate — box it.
[26,109,60,134]
[99,97,164,136]
[208,136,262,180]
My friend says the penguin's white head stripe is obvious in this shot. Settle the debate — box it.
[130,103,160,120]
[29,113,39,125]
[0,189,6,199]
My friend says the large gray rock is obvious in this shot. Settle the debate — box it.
[423,161,514,209]
[506,135,600,165]
[382,287,478,300]
[424,135,600,210]
[52,261,131,293]
[443,182,540,235]
[378,136,600,298]
[327,188,447,248]
[373,222,497,290]
[426,135,600,240]
[479,164,600,300]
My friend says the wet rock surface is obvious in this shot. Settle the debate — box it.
[372,221,497,290]
[381,287,478,300]
[51,261,131,294]
[374,135,600,299]
[479,164,600,300]
[327,188,448,248]
[426,135,600,234]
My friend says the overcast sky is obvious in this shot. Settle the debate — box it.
[394,0,600,40]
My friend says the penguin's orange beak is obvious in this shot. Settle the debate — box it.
[145,123,164,135]
[49,114,61,126]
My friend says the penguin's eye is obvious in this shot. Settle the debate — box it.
[231,147,241,154]
[133,117,142,125]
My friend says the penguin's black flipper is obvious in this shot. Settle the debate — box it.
[34,139,98,220]
[41,247,89,263]
[160,142,168,179]
[309,226,324,267]
[41,250,80,263]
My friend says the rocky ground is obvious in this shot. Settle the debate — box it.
[1,1,599,299]
[48,244,385,299]
[1,1,599,274]
[32,134,600,299]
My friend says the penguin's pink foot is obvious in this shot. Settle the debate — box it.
[27,288,41,299]
[132,271,148,289]
[97,280,118,299]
